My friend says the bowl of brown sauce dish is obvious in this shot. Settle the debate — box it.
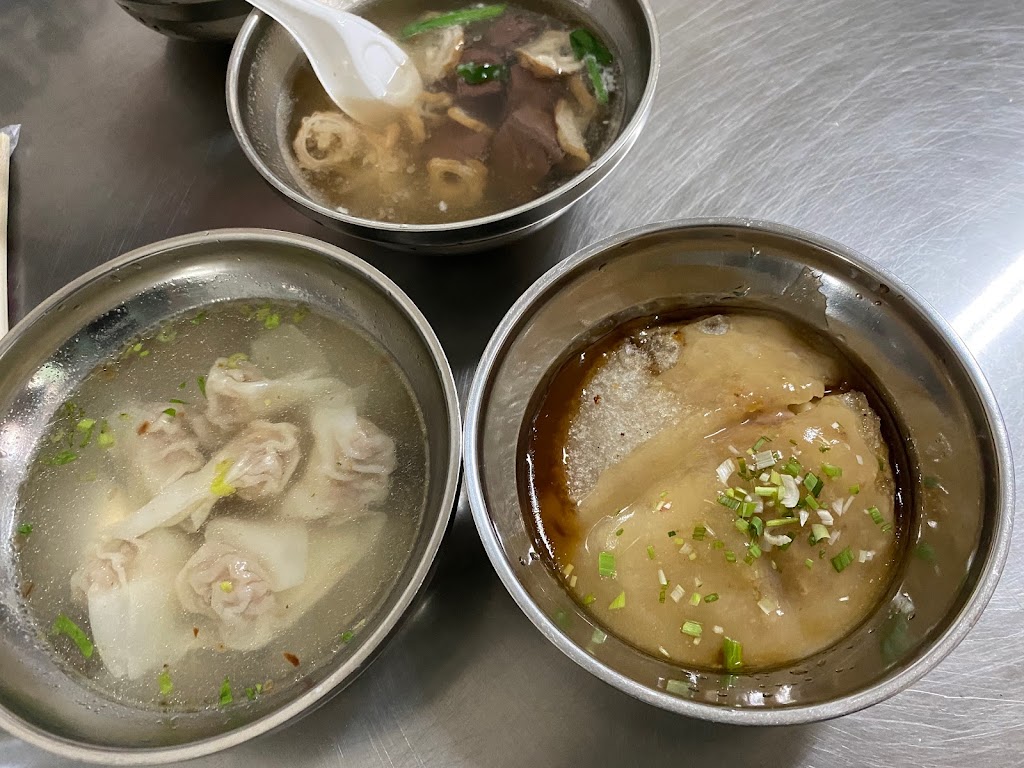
[464,218,1013,724]
[226,0,658,252]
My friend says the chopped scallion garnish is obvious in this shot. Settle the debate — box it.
[197,375,207,398]
[803,473,824,497]
[704,593,719,603]
[717,493,741,511]
[646,545,656,560]
[210,459,237,498]
[868,506,885,525]
[16,523,32,536]
[722,637,743,669]
[681,620,703,637]
[158,668,173,697]
[734,518,749,533]
[615,528,624,537]
[162,408,177,418]
[598,551,616,578]
[401,4,507,37]
[693,525,706,541]
[724,550,736,563]
[748,517,764,537]
[658,584,668,603]
[52,614,93,658]
[765,516,797,528]
[608,591,626,610]
[805,558,814,569]
[667,530,677,538]
[583,594,596,605]
[849,484,860,495]
[689,592,701,606]
[752,436,771,451]
[810,523,830,544]
[340,630,355,643]
[754,486,777,497]
[219,677,233,707]
[748,543,762,559]
[831,546,855,573]
[46,450,78,466]
[805,494,820,510]
[821,463,842,478]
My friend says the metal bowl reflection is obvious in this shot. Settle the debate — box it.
[0,229,461,762]
[464,218,1013,724]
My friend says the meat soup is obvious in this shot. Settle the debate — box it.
[525,313,905,670]
[282,2,625,224]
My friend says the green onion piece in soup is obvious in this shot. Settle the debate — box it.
[158,668,173,697]
[569,28,613,66]
[52,614,93,659]
[219,677,233,707]
[16,523,32,536]
[401,4,507,38]
[583,55,609,105]
[722,636,743,670]
[456,62,508,84]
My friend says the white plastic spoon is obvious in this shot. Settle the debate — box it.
[247,0,423,127]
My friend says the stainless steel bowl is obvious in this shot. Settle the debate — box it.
[116,0,251,42]
[225,2,659,252]
[0,229,462,763]
[464,218,1013,724]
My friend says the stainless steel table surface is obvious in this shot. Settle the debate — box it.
[2,0,1023,766]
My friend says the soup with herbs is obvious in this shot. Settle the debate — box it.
[525,313,905,671]
[15,302,427,710]
[282,1,624,224]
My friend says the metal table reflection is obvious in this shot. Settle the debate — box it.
[2,0,1022,766]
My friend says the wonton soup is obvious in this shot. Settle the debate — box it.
[282,1,625,224]
[524,313,907,671]
[14,302,427,710]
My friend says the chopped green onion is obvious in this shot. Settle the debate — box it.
[162,408,177,418]
[713,540,725,550]
[226,353,248,369]
[781,458,802,477]
[139,350,150,358]
[770,470,782,485]
[667,530,677,538]
[646,545,656,560]
[734,518,749,533]
[245,684,263,701]
[132,342,143,353]
[754,486,777,497]
[765,516,797,528]
[583,54,609,105]
[804,494,820,510]
[831,546,855,573]
[614,527,624,537]
[97,422,114,448]
[569,28,613,65]
[456,61,508,84]
[190,311,207,324]
[156,328,177,343]
[738,501,757,518]
[736,457,750,478]
[76,418,96,433]
[583,594,597,605]
[717,493,741,511]
[608,591,626,610]
[591,628,608,645]
[804,473,824,497]
[805,558,814,569]
[748,543,762,559]
[704,593,719,603]
[169,398,187,405]
[819,444,831,453]
[340,630,355,643]
[693,525,706,541]
[749,517,764,537]
[219,677,233,707]
[219,581,233,593]
[849,484,860,495]
[46,450,78,466]
[868,506,885,525]
[52,614,93,658]
[598,551,616,578]
[658,584,668,603]
[402,4,507,37]
[923,475,941,489]
[197,375,207,398]
[881,522,894,532]
[752,436,772,451]
[16,523,32,536]
[263,313,281,330]
[210,459,237,497]
[821,463,842,478]
[722,637,743,669]
[810,523,830,544]
[178,381,187,390]
[689,592,702,606]
[158,668,173,697]
[915,542,936,563]
[681,620,703,637]
[292,305,309,324]
[724,550,736,563]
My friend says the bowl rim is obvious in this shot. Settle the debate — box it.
[0,228,463,763]
[224,0,661,236]
[463,216,1015,725]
